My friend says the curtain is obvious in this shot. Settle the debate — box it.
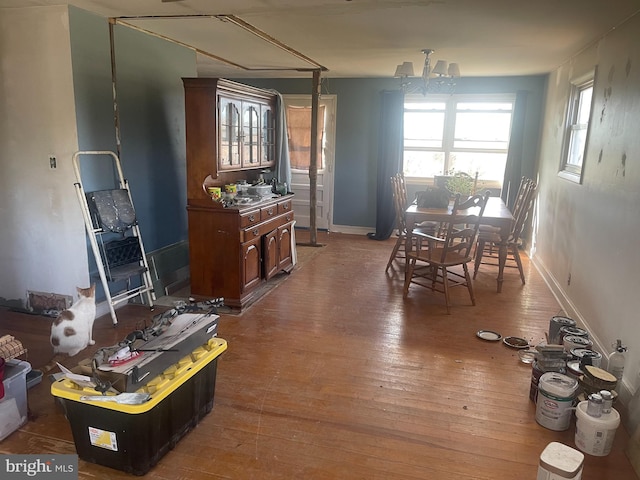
[272,91,292,189]
[368,89,405,241]
[501,90,529,209]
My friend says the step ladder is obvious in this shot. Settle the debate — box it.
[72,151,155,326]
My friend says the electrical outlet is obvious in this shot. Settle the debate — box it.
[49,155,57,169]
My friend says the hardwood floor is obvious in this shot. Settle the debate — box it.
[0,231,637,479]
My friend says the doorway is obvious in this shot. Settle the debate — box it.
[283,94,336,231]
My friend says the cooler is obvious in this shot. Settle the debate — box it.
[51,338,227,475]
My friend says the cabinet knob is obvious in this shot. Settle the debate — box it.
[252,229,259,237]
[283,203,289,210]
[286,214,292,222]
[267,208,274,216]
[249,214,256,222]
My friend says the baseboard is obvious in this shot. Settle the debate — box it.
[328,225,374,236]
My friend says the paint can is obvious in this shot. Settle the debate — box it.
[548,316,576,344]
[530,361,546,402]
[570,349,602,368]
[563,335,593,352]
[536,372,578,431]
[574,400,620,456]
[559,326,589,345]
[536,442,584,480]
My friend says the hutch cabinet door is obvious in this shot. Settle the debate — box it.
[218,97,241,170]
[241,236,262,292]
[261,103,276,167]
[263,229,279,280]
[277,221,294,271]
[242,102,261,168]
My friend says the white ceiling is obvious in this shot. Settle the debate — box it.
[3,0,640,79]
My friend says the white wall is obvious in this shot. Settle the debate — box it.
[534,12,640,406]
[0,6,88,305]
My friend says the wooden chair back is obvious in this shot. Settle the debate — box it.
[509,178,536,243]
[390,173,408,234]
[436,191,491,264]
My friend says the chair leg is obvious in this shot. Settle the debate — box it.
[463,263,476,306]
[511,244,526,284]
[473,239,486,279]
[385,235,404,273]
[403,257,416,298]
[441,266,451,314]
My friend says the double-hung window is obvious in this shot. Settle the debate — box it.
[559,76,593,183]
[403,94,515,188]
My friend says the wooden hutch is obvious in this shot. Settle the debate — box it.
[183,78,294,309]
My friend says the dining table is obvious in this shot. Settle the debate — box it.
[405,196,514,293]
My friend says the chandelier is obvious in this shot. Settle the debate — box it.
[394,49,460,95]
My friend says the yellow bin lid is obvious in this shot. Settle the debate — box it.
[51,338,227,414]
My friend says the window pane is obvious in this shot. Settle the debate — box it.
[457,102,513,111]
[449,152,507,183]
[454,112,512,149]
[577,87,593,124]
[404,111,444,148]
[403,150,445,178]
[567,126,587,167]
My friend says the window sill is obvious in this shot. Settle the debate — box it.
[557,169,583,184]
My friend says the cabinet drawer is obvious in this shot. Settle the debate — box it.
[240,209,261,228]
[260,205,278,221]
[278,199,292,214]
[240,212,293,243]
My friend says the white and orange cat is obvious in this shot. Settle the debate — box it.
[50,284,96,357]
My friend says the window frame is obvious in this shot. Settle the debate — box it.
[402,93,516,188]
[559,71,595,184]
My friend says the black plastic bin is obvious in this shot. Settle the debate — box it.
[51,338,227,475]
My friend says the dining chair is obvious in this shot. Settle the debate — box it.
[385,173,437,272]
[473,177,537,286]
[403,191,490,313]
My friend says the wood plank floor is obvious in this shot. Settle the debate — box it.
[0,231,637,479]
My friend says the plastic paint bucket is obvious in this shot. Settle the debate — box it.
[536,373,578,431]
[536,442,584,480]
[574,401,620,456]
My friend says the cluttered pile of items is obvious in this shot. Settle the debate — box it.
[50,299,228,475]
[523,315,628,480]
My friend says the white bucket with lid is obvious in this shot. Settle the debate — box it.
[574,401,620,456]
[536,372,578,431]
[536,442,584,480]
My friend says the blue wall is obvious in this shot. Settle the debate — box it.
[68,7,196,300]
[69,7,196,253]
[235,75,547,229]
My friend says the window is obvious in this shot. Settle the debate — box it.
[403,94,515,188]
[285,104,326,170]
[560,77,593,183]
